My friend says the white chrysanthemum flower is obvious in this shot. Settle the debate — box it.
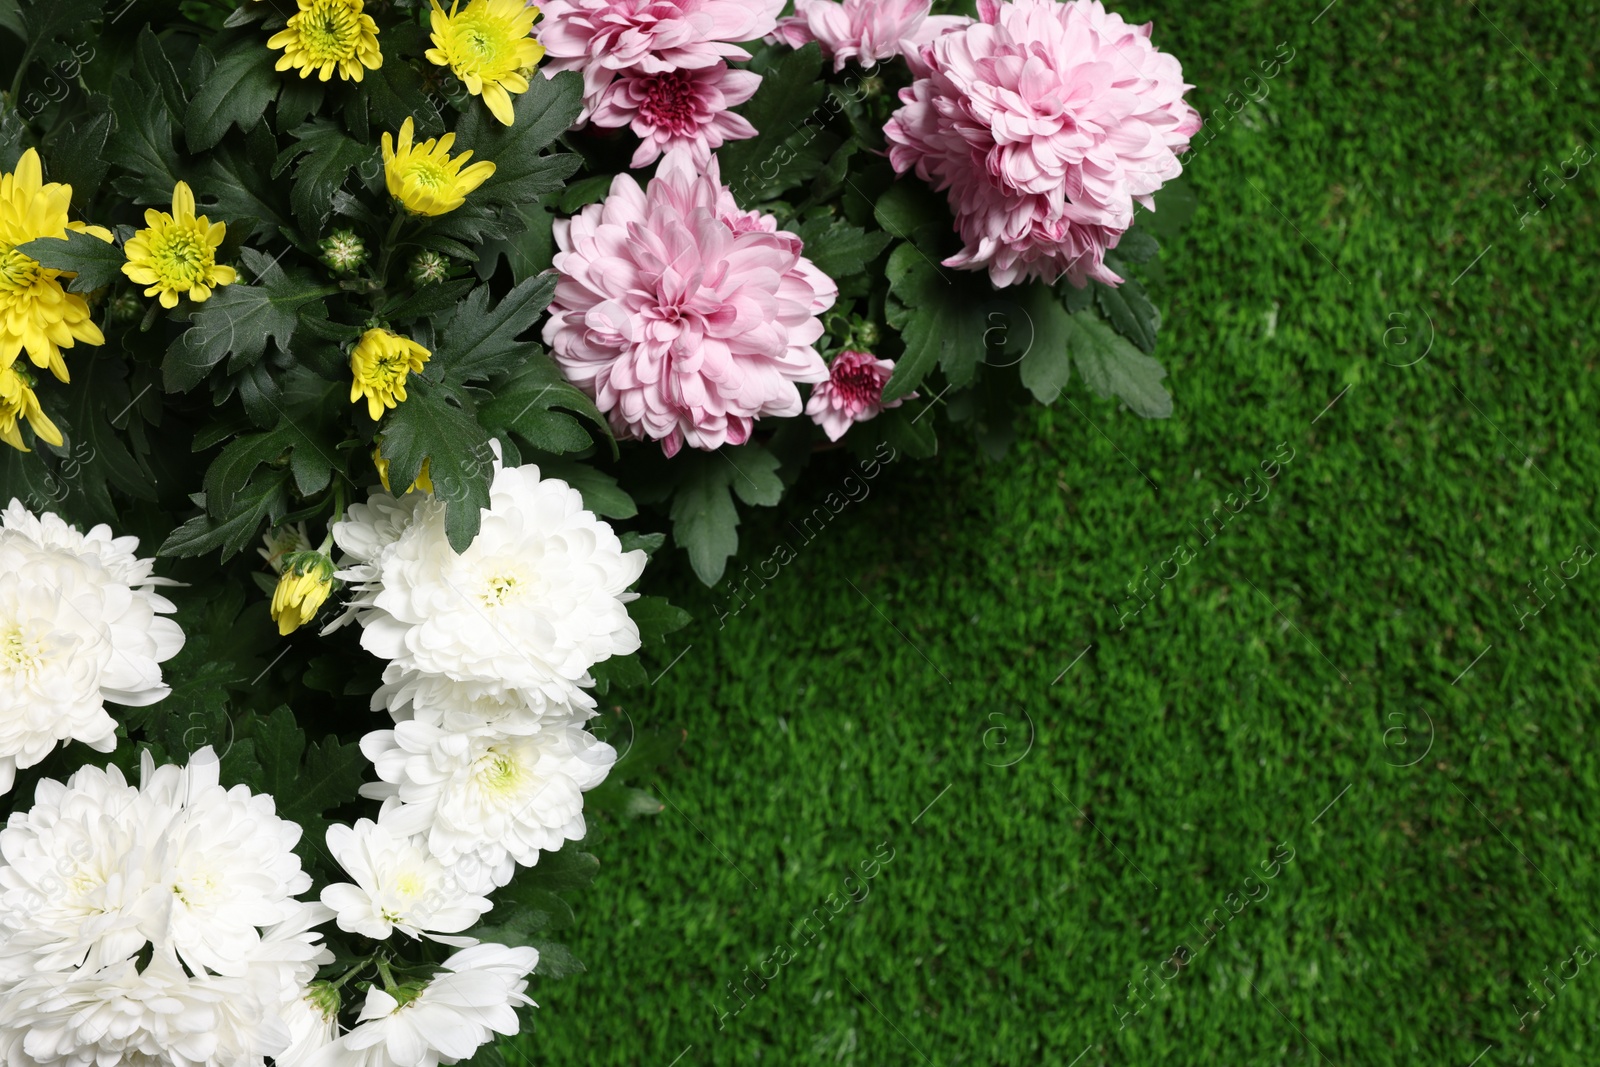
[360,721,616,888]
[0,749,330,1067]
[374,663,598,734]
[313,943,539,1067]
[330,460,645,704]
[0,507,185,794]
[322,816,491,943]
[0,950,288,1067]
[276,984,342,1067]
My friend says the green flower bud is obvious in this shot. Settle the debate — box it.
[321,229,368,274]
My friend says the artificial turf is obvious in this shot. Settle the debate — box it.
[507,1,1600,1064]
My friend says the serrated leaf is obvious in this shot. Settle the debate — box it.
[185,45,278,152]
[278,122,371,235]
[379,379,493,552]
[160,468,291,559]
[108,28,185,203]
[435,275,556,384]
[454,72,585,206]
[1014,283,1075,405]
[17,228,121,293]
[46,354,155,522]
[619,531,665,557]
[1112,229,1160,265]
[533,457,636,519]
[629,595,692,645]
[165,250,331,392]
[17,0,100,49]
[1095,277,1161,354]
[1068,311,1173,418]
[882,242,987,401]
[529,941,586,979]
[719,43,829,202]
[789,217,891,279]
[45,99,112,209]
[722,445,783,506]
[478,353,611,453]
[669,446,783,585]
[874,180,947,238]
[233,707,368,867]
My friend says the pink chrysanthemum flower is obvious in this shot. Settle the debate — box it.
[805,350,910,441]
[769,0,969,73]
[883,0,1200,288]
[590,63,761,168]
[543,151,837,457]
[538,0,785,116]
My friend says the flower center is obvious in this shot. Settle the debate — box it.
[393,871,425,901]
[450,17,513,73]
[833,364,882,406]
[474,748,525,797]
[482,572,521,605]
[366,348,414,390]
[0,247,41,293]
[0,623,42,674]
[298,1,363,62]
[638,70,698,132]
[405,160,449,191]
[149,228,210,290]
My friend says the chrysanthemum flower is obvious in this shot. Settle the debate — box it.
[769,0,969,72]
[324,943,539,1065]
[350,327,430,422]
[382,117,497,218]
[361,719,615,886]
[121,181,238,309]
[884,0,1200,287]
[590,62,761,168]
[374,662,598,734]
[543,150,837,455]
[0,502,184,795]
[268,0,383,83]
[322,815,492,942]
[271,550,336,635]
[426,0,545,127]
[0,148,111,384]
[540,0,784,117]
[806,349,910,441]
[0,364,63,452]
[330,456,646,705]
[0,749,331,1065]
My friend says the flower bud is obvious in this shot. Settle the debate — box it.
[410,250,449,285]
[320,229,368,274]
[270,551,336,636]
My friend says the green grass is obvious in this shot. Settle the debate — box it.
[508,1,1600,1064]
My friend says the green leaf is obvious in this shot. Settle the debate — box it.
[529,941,586,979]
[719,43,829,202]
[433,275,557,384]
[107,29,185,204]
[874,180,947,238]
[379,379,494,552]
[277,122,371,235]
[629,595,692,644]
[17,0,99,49]
[1067,311,1173,418]
[160,469,291,560]
[479,353,611,451]
[789,217,891,279]
[454,72,585,207]
[474,200,557,284]
[1014,283,1075,405]
[883,242,987,402]
[45,98,112,209]
[231,707,368,869]
[47,354,155,522]
[362,56,443,137]
[164,249,331,392]
[1095,277,1161,354]
[1137,179,1197,240]
[556,175,614,213]
[17,229,121,293]
[619,531,665,557]
[1112,229,1160,265]
[185,44,279,152]
[202,416,334,514]
[669,446,782,585]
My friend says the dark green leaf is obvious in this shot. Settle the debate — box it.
[1014,283,1075,405]
[277,122,371,235]
[108,30,185,204]
[160,469,291,559]
[874,180,947,238]
[629,595,692,644]
[1112,228,1160,265]
[17,228,121,293]
[789,217,891,279]
[533,457,636,519]
[669,446,782,585]
[379,379,494,552]
[185,45,278,152]
[1095,277,1161,354]
[45,98,112,209]
[435,275,557,384]
[1068,311,1173,418]
[479,353,611,450]
[454,71,585,206]
[530,941,586,979]
[17,0,99,49]
[883,242,986,401]
[719,43,829,202]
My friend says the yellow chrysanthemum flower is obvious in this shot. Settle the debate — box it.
[0,148,112,384]
[373,443,434,495]
[0,364,63,452]
[268,0,383,83]
[381,117,497,217]
[426,0,545,126]
[122,182,238,310]
[351,328,430,421]
[270,551,335,635]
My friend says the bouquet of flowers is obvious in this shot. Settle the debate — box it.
[0,0,1196,1062]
